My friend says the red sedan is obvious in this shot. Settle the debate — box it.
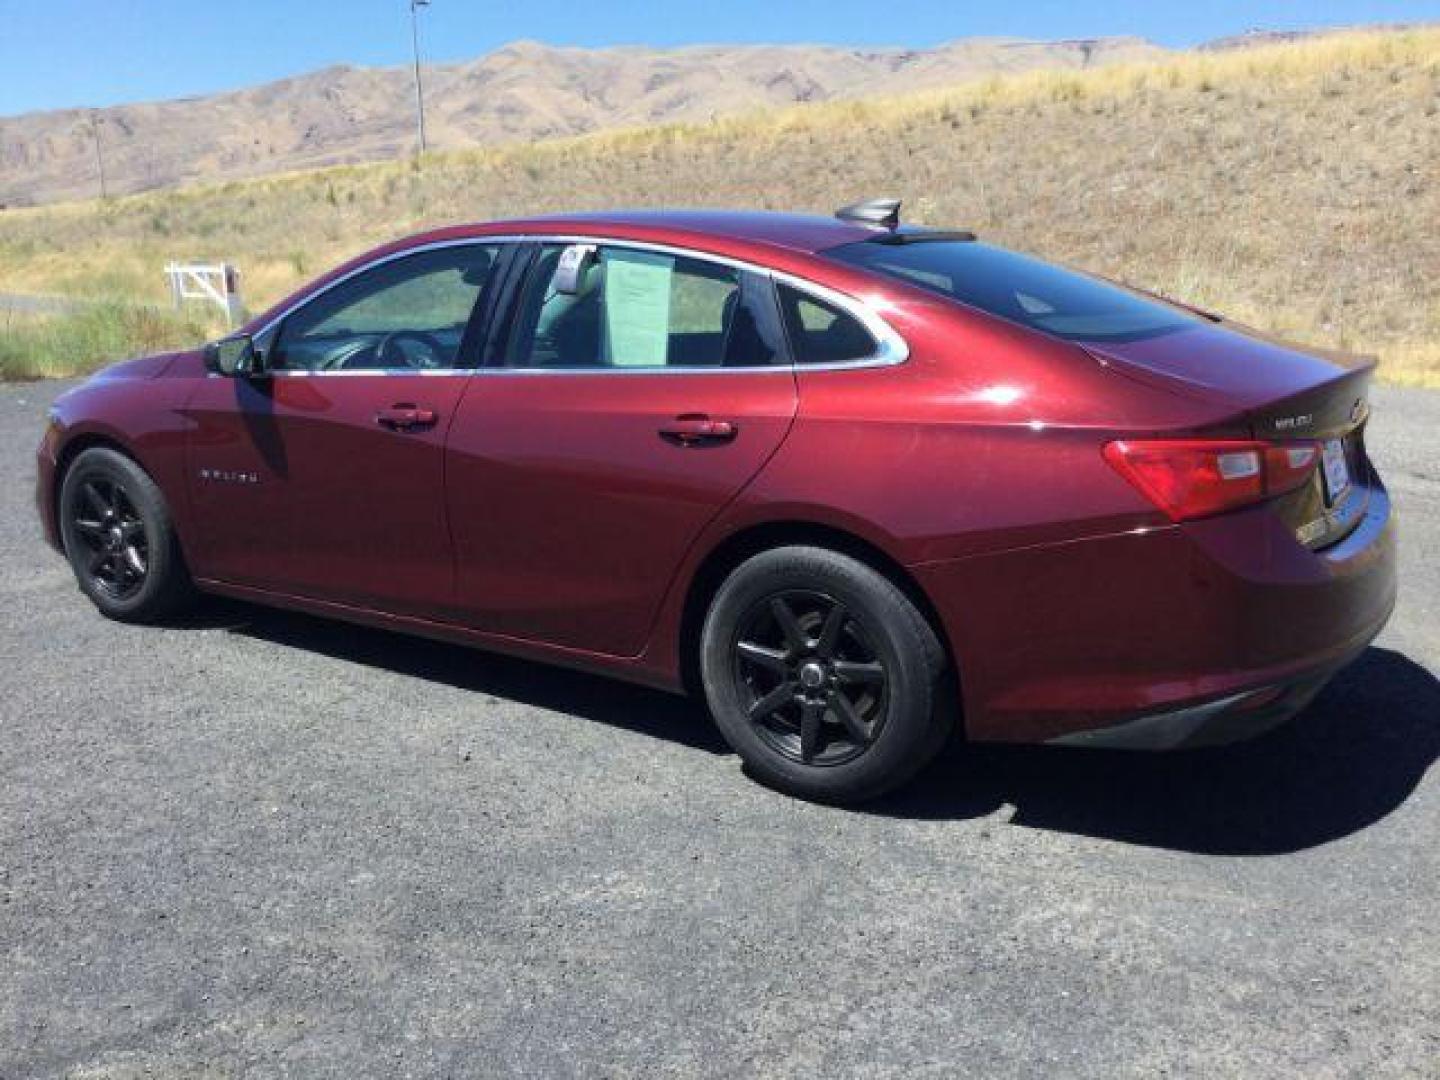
[35,202,1396,802]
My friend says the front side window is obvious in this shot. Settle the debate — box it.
[505,245,785,370]
[826,239,1200,344]
[271,244,500,371]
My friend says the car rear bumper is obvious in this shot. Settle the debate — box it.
[913,473,1396,746]
[1045,656,1348,750]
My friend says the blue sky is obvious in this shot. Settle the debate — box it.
[0,0,1433,116]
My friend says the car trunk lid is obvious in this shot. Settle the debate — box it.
[1080,322,1377,550]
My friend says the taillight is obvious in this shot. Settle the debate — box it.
[1102,439,1320,522]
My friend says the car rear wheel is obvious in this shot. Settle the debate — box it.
[700,545,953,803]
[59,447,197,623]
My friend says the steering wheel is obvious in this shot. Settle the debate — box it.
[375,330,447,370]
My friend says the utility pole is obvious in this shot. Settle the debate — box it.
[410,0,430,156]
[89,111,108,200]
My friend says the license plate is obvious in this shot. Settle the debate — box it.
[1321,438,1350,505]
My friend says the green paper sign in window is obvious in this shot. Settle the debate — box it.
[603,249,674,367]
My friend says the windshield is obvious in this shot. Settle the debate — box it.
[827,239,1201,343]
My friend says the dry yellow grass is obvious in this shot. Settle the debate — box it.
[1,27,1436,382]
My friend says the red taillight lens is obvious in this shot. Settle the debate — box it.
[1103,439,1320,522]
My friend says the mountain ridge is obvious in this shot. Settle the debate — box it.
[1,35,1168,206]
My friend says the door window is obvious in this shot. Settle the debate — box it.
[505,245,786,370]
[271,244,500,371]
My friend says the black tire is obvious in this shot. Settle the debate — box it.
[58,447,197,623]
[700,545,953,803]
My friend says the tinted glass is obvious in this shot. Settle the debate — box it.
[776,284,878,365]
[506,245,785,369]
[272,244,498,371]
[827,240,1199,343]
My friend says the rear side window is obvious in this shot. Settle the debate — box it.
[505,244,786,369]
[827,240,1200,344]
[776,284,878,366]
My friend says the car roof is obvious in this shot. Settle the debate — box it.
[445,209,883,256]
[247,210,896,335]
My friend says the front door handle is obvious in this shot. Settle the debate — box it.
[659,414,738,447]
[376,403,439,432]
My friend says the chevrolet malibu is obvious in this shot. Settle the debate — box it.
[36,202,1396,802]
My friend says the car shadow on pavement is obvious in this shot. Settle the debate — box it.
[217,600,1437,855]
[875,646,1440,855]
[218,602,731,755]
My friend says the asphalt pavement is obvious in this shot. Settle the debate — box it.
[1,378,1437,1077]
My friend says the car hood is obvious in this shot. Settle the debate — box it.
[87,350,191,382]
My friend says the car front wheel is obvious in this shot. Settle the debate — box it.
[58,447,197,623]
[700,545,953,803]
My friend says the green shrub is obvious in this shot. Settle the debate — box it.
[0,302,216,381]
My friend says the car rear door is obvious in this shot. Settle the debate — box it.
[184,242,506,615]
[444,240,797,655]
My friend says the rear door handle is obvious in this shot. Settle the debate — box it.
[659,414,738,447]
[376,403,439,431]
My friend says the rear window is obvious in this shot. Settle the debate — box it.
[827,240,1200,343]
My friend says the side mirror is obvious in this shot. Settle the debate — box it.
[204,335,266,378]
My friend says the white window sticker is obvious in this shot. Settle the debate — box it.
[603,250,673,367]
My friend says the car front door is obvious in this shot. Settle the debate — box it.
[184,241,504,615]
[445,241,798,655]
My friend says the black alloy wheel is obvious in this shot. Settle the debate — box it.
[733,590,889,766]
[69,475,150,601]
[700,545,953,803]
[59,447,197,622]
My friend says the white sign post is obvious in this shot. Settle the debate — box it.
[165,262,244,327]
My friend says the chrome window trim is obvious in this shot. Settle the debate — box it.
[464,365,794,378]
[228,368,475,379]
[244,233,909,376]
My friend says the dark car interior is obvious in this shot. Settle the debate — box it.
[506,247,781,369]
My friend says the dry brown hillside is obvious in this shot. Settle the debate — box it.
[0,28,1436,383]
[0,37,1168,206]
